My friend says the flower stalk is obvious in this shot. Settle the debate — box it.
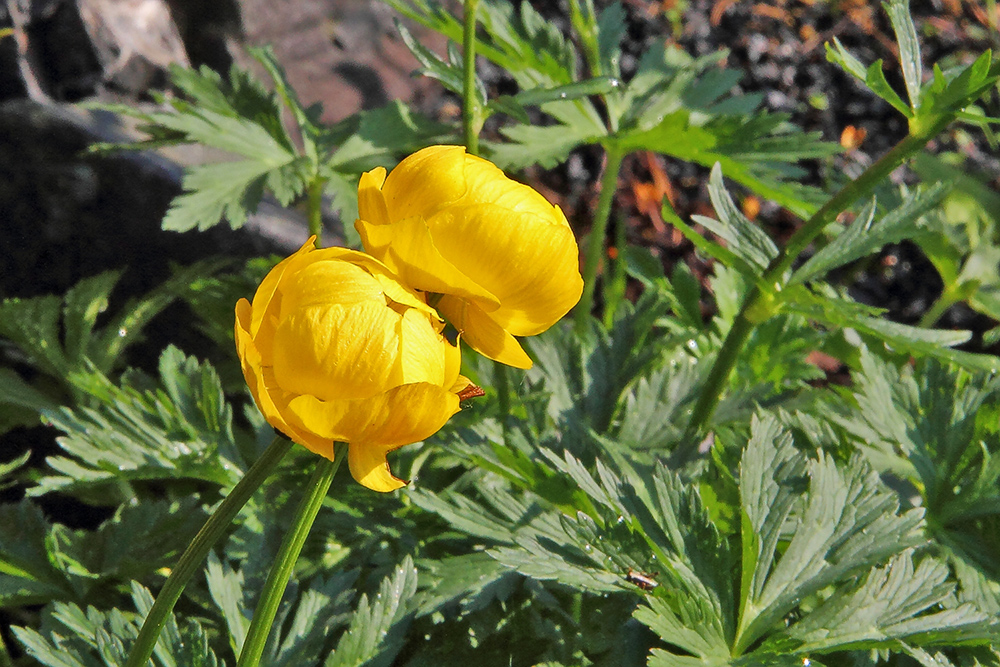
[674,114,956,463]
[124,436,293,667]
[462,0,483,156]
[236,443,346,667]
[576,145,625,331]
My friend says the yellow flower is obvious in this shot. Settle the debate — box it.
[356,145,583,369]
[234,239,471,492]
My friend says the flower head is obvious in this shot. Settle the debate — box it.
[235,239,470,492]
[356,145,583,369]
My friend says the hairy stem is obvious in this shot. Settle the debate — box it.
[124,436,293,667]
[236,443,346,667]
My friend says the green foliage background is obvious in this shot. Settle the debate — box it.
[1,1,1000,666]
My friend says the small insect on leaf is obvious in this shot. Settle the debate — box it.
[625,569,659,591]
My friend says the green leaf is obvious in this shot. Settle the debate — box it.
[13,582,224,667]
[396,21,468,98]
[765,550,997,653]
[826,37,868,82]
[692,163,779,274]
[33,346,243,499]
[884,0,923,110]
[865,59,912,117]
[326,555,418,667]
[790,182,949,285]
[782,286,999,373]
[596,2,626,79]
[0,501,74,607]
[326,100,454,173]
[734,414,926,654]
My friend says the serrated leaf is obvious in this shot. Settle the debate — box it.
[884,0,923,110]
[825,37,868,82]
[33,346,243,498]
[596,2,626,79]
[326,556,418,667]
[327,100,454,173]
[783,286,999,372]
[734,414,926,654]
[0,501,74,607]
[865,59,912,117]
[766,550,996,653]
[791,183,949,285]
[396,20,468,98]
[693,163,779,273]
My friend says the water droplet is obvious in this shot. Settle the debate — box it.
[616,515,625,524]
[609,78,620,88]
[118,327,128,337]
[686,339,700,353]
[584,544,593,553]
[558,92,567,99]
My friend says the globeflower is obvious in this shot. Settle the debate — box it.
[355,145,583,369]
[234,239,472,492]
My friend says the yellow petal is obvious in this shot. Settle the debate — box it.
[356,216,501,312]
[357,167,390,228]
[272,302,402,402]
[285,383,460,449]
[443,337,462,389]
[234,302,333,456]
[250,238,316,338]
[398,308,448,385]
[348,443,406,492]
[380,146,469,222]
[436,296,532,369]
[430,207,583,335]
[278,258,384,316]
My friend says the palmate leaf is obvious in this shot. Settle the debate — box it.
[32,346,244,500]
[13,583,223,667]
[0,501,78,608]
[325,100,454,174]
[325,556,418,667]
[96,48,321,232]
[734,415,926,655]
[836,353,1000,578]
[763,550,997,655]
[205,550,358,667]
[0,260,226,409]
[0,497,208,609]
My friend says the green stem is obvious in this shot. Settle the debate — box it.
[918,288,959,329]
[307,177,324,248]
[462,0,482,156]
[576,145,625,331]
[0,628,13,667]
[676,116,954,461]
[236,444,346,667]
[125,436,293,667]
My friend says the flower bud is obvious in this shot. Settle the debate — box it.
[356,145,583,369]
[235,239,470,492]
